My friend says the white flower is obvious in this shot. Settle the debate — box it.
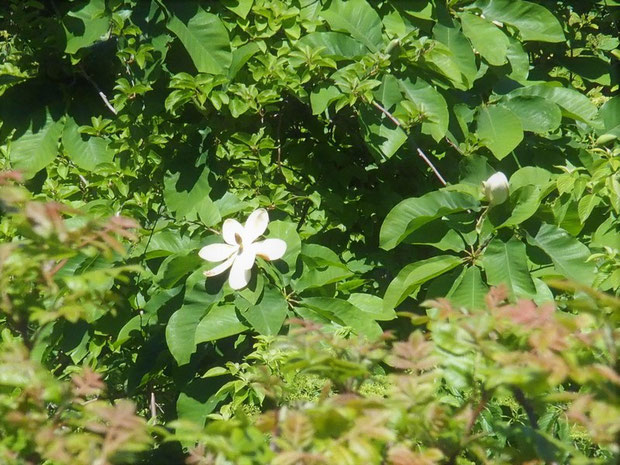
[198,208,287,290]
[482,172,510,206]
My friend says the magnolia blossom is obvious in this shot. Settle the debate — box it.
[199,208,287,290]
[483,172,510,206]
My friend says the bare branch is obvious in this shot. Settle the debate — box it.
[371,100,448,186]
[78,65,118,116]
[416,147,447,186]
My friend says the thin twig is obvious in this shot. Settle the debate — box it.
[416,147,447,186]
[78,65,118,115]
[372,100,402,127]
[371,100,448,186]
[445,136,465,155]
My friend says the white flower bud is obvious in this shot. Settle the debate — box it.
[482,172,510,206]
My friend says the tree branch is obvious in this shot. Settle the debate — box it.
[78,65,118,116]
[371,100,448,186]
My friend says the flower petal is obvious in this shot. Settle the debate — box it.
[243,208,269,244]
[228,258,252,290]
[253,238,287,261]
[235,247,257,270]
[198,243,237,262]
[203,254,235,277]
[222,219,244,246]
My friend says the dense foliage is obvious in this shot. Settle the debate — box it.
[0,0,618,463]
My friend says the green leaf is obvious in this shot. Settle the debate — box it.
[301,297,383,339]
[164,165,218,222]
[166,304,207,365]
[404,219,467,252]
[228,42,261,79]
[474,0,565,43]
[510,166,552,191]
[502,96,562,133]
[157,252,204,289]
[62,118,114,171]
[399,78,449,141]
[433,20,477,88]
[298,32,367,59]
[476,105,523,160]
[177,379,226,426]
[527,223,595,286]
[195,305,248,343]
[384,255,463,310]
[64,0,110,54]
[599,96,620,139]
[10,113,64,179]
[482,237,536,299]
[243,289,288,336]
[506,37,530,82]
[347,293,396,321]
[509,84,601,128]
[562,56,611,86]
[292,244,353,292]
[321,0,383,53]
[265,220,301,283]
[380,190,480,250]
[577,194,600,224]
[460,12,509,66]
[392,0,434,20]
[375,74,402,111]
[167,4,232,74]
[450,266,488,309]
[223,0,254,18]
[310,85,342,115]
[500,185,542,227]
[358,106,408,160]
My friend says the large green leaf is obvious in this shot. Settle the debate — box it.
[166,304,207,365]
[384,255,463,310]
[163,165,219,223]
[528,223,596,285]
[301,297,383,339]
[195,305,248,343]
[167,4,232,74]
[157,252,204,289]
[62,118,114,171]
[476,105,523,160]
[506,37,530,82]
[460,12,508,66]
[358,106,407,160]
[265,220,301,284]
[347,293,396,321]
[321,0,383,53]
[298,32,367,59]
[310,85,342,115]
[64,0,110,54]
[10,113,64,179]
[433,21,478,88]
[380,190,480,250]
[450,266,488,310]
[500,185,542,227]
[243,289,288,336]
[598,96,620,140]
[474,0,565,43]
[502,96,562,133]
[399,78,449,141]
[292,244,353,291]
[509,84,601,128]
[482,238,536,299]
